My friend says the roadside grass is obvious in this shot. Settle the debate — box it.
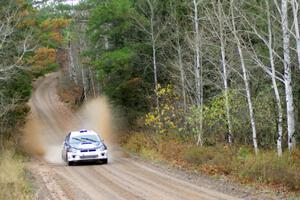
[0,146,33,200]
[122,132,300,193]
[237,151,300,191]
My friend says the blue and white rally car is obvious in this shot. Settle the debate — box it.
[61,129,108,165]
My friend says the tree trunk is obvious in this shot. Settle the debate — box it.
[291,0,300,72]
[148,0,159,110]
[68,43,78,84]
[218,0,233,145]
[265,2,283,156]
[89,66,96,97]
[265,1,283,156]
[238,46,259,155]
[193,0,203,146]
[231,0,258,154]
[281,0,296,151]
[152,34,159,109]
[221,42,233,145]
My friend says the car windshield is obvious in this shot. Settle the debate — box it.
[69,135,100,144]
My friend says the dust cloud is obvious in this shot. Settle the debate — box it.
[78,97,116,146]
[22,113,45,157]
[22,96,120,164]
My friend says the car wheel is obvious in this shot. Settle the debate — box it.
[102,158,108,164]
[66,153,74,166]
[68,161,74,166]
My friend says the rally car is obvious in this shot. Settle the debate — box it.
[61,129,108,165]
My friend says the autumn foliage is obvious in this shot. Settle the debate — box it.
[40,18,69,31]
[48,32,64,44]
[26,18,69,71]
[145,85,183,135]
[28,47,56,68]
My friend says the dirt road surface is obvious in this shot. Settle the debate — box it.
[26,73,244,200]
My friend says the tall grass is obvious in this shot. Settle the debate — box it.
[0,149,32,200]
[122,132,300,192]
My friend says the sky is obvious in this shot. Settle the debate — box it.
[49,0,81,5]
[61,0,80,5]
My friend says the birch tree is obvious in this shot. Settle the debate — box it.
[169,2,187,112]
[242,1,284,156]
[131,0,161,109]
[280,0,296,151]
[230,0,259,154]
[291,0,300,72]
[0,3,33,80]
[215,0,233,145]
[267,1,283,156]
[192,0,204,146]
[0,0,41,137]
[148,0,159,109]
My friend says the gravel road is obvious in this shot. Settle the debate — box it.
[26,73,282,200]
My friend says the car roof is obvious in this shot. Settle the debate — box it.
[69,129,99,137]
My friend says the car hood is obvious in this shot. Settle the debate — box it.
[71,142,101,149]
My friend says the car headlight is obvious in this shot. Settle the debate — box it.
[67,147,78,153]
[97,144,107,151]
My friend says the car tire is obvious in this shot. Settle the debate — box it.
[102,158,108,164]
[68,161,74,166]
[66,153,74,166]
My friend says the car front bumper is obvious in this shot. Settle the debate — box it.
[67,150,108,162]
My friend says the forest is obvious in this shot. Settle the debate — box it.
[62,0,300,191]
[0,1,69,198]
[1,0,300,198]
[69,0,300,155]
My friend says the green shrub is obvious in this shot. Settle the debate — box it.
[123,132,300,192]
[183,146,216,165]
[140,148,161,160]
[238,146,251,159]
[123,132,156,153]
[158,139,186,162]
[239,152,300,190]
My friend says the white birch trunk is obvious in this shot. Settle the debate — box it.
[218,0,233,145]
[291,0,300,71]
[265,2,283,156]
[265,3,283,156]
[152,33,159,108]
[238,46,259,155]
[193,0,203,146]
[199,53,204,147]
[221,38,233,145]
[193,0,201,107]
[281,0,296,151]
[148,0,159,109]
[231,1,258,154]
